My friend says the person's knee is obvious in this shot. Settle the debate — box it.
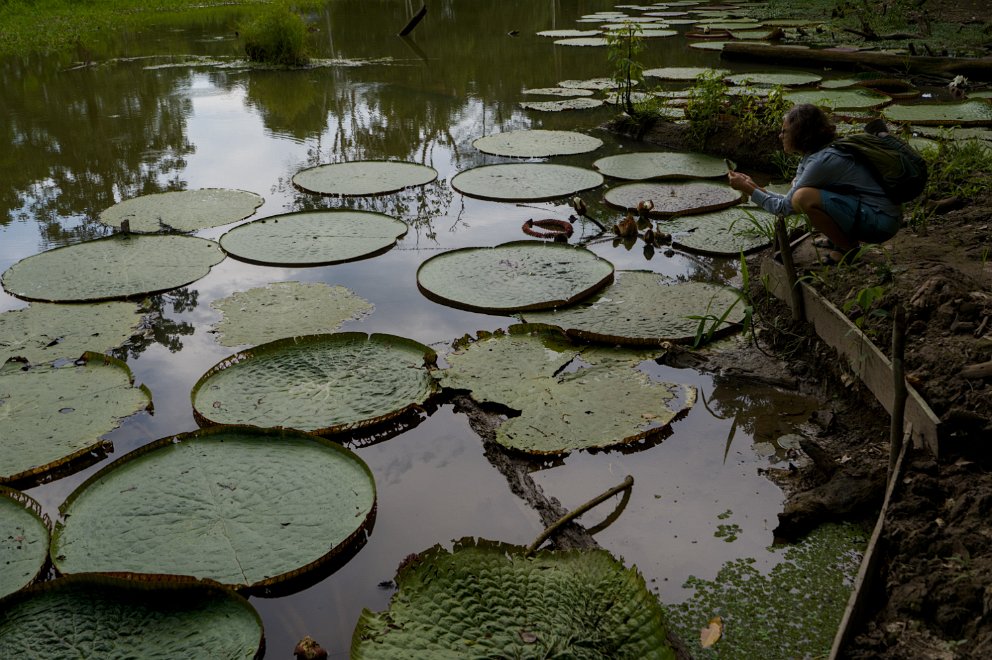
[792,187,820,213]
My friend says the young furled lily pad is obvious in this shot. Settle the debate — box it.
[292,161,438,196]
[519,98,605,112]
[416,241,614,314]
[784,88,891,109]
[97,188,264,233]
[522,271,746,345]
[50,426,375,590]
[1,235,225,303]
[219,210,407,266]
[191,333,437,434]
[882,100,992,126]
[439,325,693,454]
[0,487,49,599]
[450,164,604,202]
[210,282,373,347]
[662,205,776,255]
[0,301,142,365]
[726,71,822,87]
[472,130,603,158]
[521,87,595,97]
[643,66,730,80]
[0,575,264,659]
[351,538,676,659]
[0,353,151,485]
[593,151,727,180]
[603,181,742,216]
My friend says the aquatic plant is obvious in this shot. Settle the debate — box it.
[239,3,310,66]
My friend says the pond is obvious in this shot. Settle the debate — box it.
[0,0,861,656]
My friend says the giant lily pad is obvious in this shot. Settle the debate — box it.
[593,151,727,180]
[519,98,605,112]
[536,29,601,37]
[352,538,676,659]
[1,235,225,303]
[472,130,603,158]
[558,78,637,90]
[439,326,694,453]
[522,271,746,345]
[726,71,822,86]
[662,205,776,255]
[219,210,407,266]
[0,353,151,485]
[0,301,142,364]
[643,66,730,80]
[292,161,438,196]
[191,333,437,434]
[97,188,264,233]
[784,88,891,109]
[450,164,604,202]
[882,100,992,126]
[416,241,613,314]
[603,181,742,216]
[0,487,49,599]
[0,575,264,658]
[554,37,610,46]
[50,426,376,590]
[521,87,595,97]
[211,282,373,347]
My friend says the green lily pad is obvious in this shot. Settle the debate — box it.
[522,271,746,345]
[697,22,763,30]
[1,235,225,303]
[820,78,860,89]
[52,426,375,589]
[439,325,694,454]
[219,210,407,266]
[604,91,657,105]
[1,353,151,485]
[662,205,776,255]
[726,71,822,86]
[0,487,49,599]
[472,130,603,158]
[970,91,992,99]
[593,151,727,180]
[603,181,743,216]
[882,100,992,125]
[522,87,595,97]
[784,88,892,109]
[731,28,779,39]
[688,40,736,51]
[0,575,264,659]
[763,18,824,26]
[0,302,142,365]
[352,538,676,659]
[643,66,730,80]
[554,37,610,46]
[97,188,264,233]
[210,282,373,347]
[558,78,638,90]
[450,164,604,202]
[292,161,438,196]
[519,98,605,112]
[191,333,437,434]
[416,241,614,314]
[536,29,601,37]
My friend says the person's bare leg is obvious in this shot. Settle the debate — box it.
[792,187,858,251]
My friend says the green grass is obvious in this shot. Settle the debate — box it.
[0,0,324,57]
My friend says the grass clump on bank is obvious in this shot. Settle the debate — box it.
[239,3,309,65]
[909,138,992,229]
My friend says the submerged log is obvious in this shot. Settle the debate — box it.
[721,42,992,80]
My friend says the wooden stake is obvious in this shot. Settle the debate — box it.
[889,305,907,478]
[774,216,802,320]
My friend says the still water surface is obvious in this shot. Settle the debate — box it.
[1,1,827,655]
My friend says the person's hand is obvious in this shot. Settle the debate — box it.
[727,171,756,195]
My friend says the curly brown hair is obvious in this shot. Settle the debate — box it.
[784,103,836,153]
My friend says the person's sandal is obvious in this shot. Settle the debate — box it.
[820,249,859,266]
[812,236,836,249]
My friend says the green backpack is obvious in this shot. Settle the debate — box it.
[832,133,929,204]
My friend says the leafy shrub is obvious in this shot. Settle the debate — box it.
[909,138,992,228]
[240,4,309,66]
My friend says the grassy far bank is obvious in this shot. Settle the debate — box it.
[0,0,324,58]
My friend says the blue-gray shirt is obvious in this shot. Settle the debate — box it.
[750,146,901,218]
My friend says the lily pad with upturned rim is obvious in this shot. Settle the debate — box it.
[0,575,264,659]
[439,325,694,454]
[191,333,437,434]
[725,71,822,86]
[50,426,376,591]
[522,271,746,345]
[0,301,143,365]
[0,487,49,599]
[351,538,676,659]
[0,353,151,486]
[662,205,776,256]
[554,37,610,46]
[416,241,614,314]
[643,66,730,80]
[97,188,264,233]
[536,29,601,37]
[292,161,438,197]
[519,98,605,112]
[882,100,992,126]
[784,88,892,109]
[472,130,603,158]
[450,163,604,202]
[210,282,373,347]
[218,210,407,267]
[521,87,595,97]
[593,151,728,180]
[1,234,225,303]
[603,181,742,216]
[558,78,638,90]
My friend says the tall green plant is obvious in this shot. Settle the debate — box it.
[606,22,645,115]
[684,70,728,147]
[239,3,309,66]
